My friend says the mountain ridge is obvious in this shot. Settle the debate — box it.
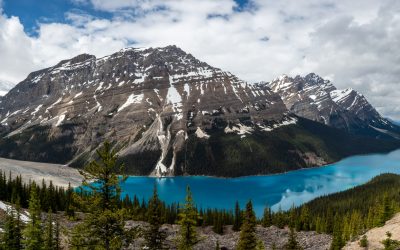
[0,45,399,177]
[266,73,400,138]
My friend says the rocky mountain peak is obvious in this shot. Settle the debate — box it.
[0,45,290,177]
[267,73,400,137]
[0,47,398,177]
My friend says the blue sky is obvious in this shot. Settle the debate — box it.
[0,0,400,119]
[2,0,251,35]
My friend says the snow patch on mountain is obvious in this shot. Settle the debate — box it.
[166,84,183,120]
[224,123,254,135]
[259,117,298,132]
[330,88,353,103]
[195,127,210,139]
[55,114,66,127]
[118,93,144,112]
[0,201,30,223]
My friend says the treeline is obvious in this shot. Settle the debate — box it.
[271,173,400,249]
[1,141,400,249]
[0,170,236,231]
[0,172,73,212]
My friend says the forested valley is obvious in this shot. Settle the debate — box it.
[1,143,399,249]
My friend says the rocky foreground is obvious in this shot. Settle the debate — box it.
[125,222,331,250]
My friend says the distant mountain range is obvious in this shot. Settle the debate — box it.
[267,74,400,139]
[0,46,399,177]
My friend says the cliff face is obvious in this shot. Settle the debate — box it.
[0,47,399,177]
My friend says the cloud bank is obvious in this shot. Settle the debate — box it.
[0,0,399,119]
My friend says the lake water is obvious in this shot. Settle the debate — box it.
[121,149,400,216]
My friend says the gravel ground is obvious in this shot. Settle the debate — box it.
[126,222,332,250]
[0,157,83,188]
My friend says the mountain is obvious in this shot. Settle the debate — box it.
[0,46,399,177]
[267,73,400,139]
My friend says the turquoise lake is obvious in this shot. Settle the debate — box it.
[121,149,400,216]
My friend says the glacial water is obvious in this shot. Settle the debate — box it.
[121,149,400,216]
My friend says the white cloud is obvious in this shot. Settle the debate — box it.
[0,0,400,119]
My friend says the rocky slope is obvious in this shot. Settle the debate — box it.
[126,222,331,250]
[344,213,400,250]
[0,201,331,250]
[0,46,399,177]
[0,157,82,188]
[267,73,400,139]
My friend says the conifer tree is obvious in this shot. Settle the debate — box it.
[325,208,334,234]
[44,210,54,250]
[176,186,199,250]
[237,200,257,250]
[213,212,224,234]
[299,206,310,231]
[143,185,166,250]
[381,231,400,250]
[379,193,392,226]
[359,235,368,248]
[1,207,22,250]
[23,184,43,250]
[70,141,132,250]
[256,239,266,250]
[289,205,297,229]
[65,183,75,219]
[233,201,242,231]
[262,206,272,228]
[330,219,344,250]
[54,218,61,250]
[284,227,302,250]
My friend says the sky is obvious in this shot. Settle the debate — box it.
[0,0,399,119]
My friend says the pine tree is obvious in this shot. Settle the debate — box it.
[143,185,166,250]
[1,207,22,250]
[359,235,368,248]
[212,212,224,234]
[330,219,344,250]
[233,201,242,231]
[237,200,257,250]
[381,231,400,250]
[262,206,272,228]
[176,186,199,250]
[284,227,302,250]
[299,206,310,231]
[256,239,266,250]
[70,141,132,250]
[54,218,61,250]
[325,208,334,234]
[379,193,392,226]
[44,210,54,250]
[23,184,43,250]
[65,183,75,219]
